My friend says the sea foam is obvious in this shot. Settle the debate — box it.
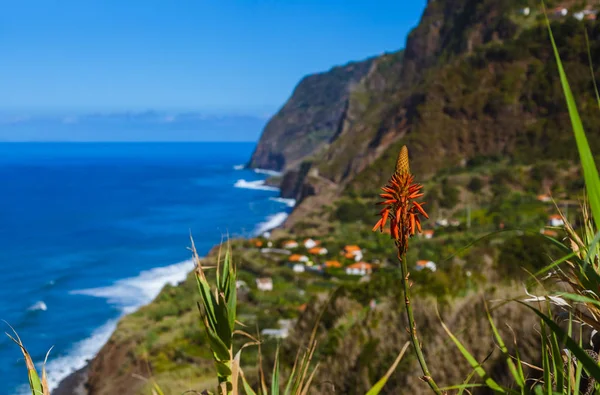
[254,212,289,236]
[47,259,194,391]
[27,301,47,312]
[234,179,280,192]
[269,197,296,208]
[253,168,282,177]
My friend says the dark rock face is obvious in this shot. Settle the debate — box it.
[247,58,375,171]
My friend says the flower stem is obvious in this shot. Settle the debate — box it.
[399,250,443,395]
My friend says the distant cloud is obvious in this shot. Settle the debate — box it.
[0,110,268,142]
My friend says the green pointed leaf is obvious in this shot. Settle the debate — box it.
[272,345,280,395]
[205,326,231,361]
[440,319,506,393]
[485,308,524,388]
[366,341,410,395]
[240,369,258,395]
[546,13,600,232]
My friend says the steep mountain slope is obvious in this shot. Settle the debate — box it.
[270,0,600,221]
[247,58,375,171]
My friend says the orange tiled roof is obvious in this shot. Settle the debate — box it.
[344,245,361,252]
[289,254,304,262]
[324,260,342,268]
[347,262,372,270]
[283,240,297,245]
[416,260,429,267]
[423,230,434,235]
[308,247,324,254]
[549,214,563,220]
[542,229,559,237]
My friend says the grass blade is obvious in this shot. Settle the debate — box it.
[519,302,600,381]
[366,341,410,395]
[440,317,506,392]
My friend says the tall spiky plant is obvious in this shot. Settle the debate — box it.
[191,237,238,395]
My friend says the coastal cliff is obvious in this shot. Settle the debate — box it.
[247,58,375,172]
[63,1,600,394]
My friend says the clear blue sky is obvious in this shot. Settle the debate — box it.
[0,0,427,116]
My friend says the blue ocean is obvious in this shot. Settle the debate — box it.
[0,143,292,395]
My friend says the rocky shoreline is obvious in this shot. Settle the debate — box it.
[53,366,88,395]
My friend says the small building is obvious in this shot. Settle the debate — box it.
[292,263,305,273]
[541,228,559,238]
[308,247,328,255]
[324,260,342,269]
[260,319,293,339]
[537,194,552,203]
[283,240,299,249]
[521,7,530,16]
[256,277,273,291]
[303,238,319,249]
[416,260,437,272]
[345,262,373,276]
[421,230,435,239]
[548,214,565,227]
[253,239,264,248]
[343,245,363,262]
[553,7,568,17]
[236,280,248,290]
[436,218,449,227]
[586,13,597,20]
[449,219,460,227]
[289,254,309,263]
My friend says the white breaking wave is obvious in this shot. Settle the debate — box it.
[234,179,280,192]
[43,319,117,391]
[254,212,288,236]
[269,197,296,208]
[233,164,245,170]
[71,260,194,313]
[253,168,282,177]
[27,301,47,312]
[46,259,195,391]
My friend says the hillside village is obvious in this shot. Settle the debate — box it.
[244,190,573,302]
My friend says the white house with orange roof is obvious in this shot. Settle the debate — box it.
[537,194,551,203]
[282,240,299,249]
[421,230,434,239]
[308,247,328,255]
[303,238,319,249]
[289,254,309,263]
[343,245,363,262]
[416,260,437,272]
[548,214,565,227]
[345,262,373,276]
[540,228,559,238]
